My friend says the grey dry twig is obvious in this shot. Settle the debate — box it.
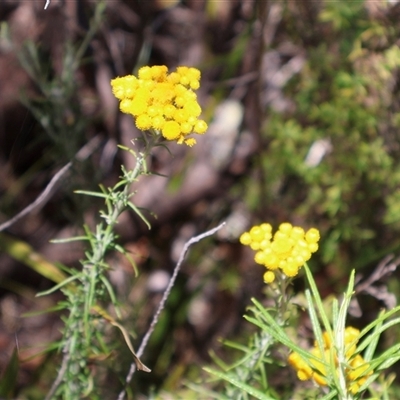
[0,136,102,233]
[117,221,226,400]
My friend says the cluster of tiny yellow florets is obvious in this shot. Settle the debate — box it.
[111,65,207,146]
[239,222,320,283]
[288,327,372,395]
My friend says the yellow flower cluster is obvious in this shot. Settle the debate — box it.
[288,327,372,395]
[111,65,208,146]
[239,222,320,283]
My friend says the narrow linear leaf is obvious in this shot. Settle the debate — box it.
[358,317,400,354]
[303,263,332,335]
[50,236,89,244]
[185,382,229,400]
[99,275,121,319]
[127,201,151,229]
[36,274,79,297]
[114,244,138,277]
[203,367,277,400]
[363,313,384,362]
[74,190,108,199]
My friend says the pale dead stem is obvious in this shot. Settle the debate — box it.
[0,135,102,233]
[117,222,226,400]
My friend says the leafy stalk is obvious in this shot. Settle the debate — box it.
[45,134,158,399]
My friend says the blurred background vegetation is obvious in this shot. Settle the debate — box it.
[1,0,400,398]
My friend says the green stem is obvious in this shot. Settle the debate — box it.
[226,275,293,399]
[49,134,159,398]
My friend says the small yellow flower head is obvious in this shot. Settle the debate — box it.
[162,121,181,140]
[240,222,320,283]
[313,372,328,386]
[288,326,373,395]
[111,65,207,146]
[263,270,275,283]
[288,352,313,381]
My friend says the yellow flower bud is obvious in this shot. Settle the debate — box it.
[162,121,181,140]
[138,66,152,80]
[239,232,252,245]
[255,251,267,265]
[263,270,275,283]
[194,120,208,134]
[305,227,320,243]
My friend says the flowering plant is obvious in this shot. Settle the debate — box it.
[288,326,372,394]
[40,65,209,399]
[204,222,400,400]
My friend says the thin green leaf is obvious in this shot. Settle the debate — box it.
[127,201,151,229]
[333,273,355,394]
[331,298,338,330]
[358,316,400,354]
[335,270,355,336]
[22,340,63,361]
[74,190,108,199]
[114,244,138,277]
[84,264,97,343]
[356,372,381,395]
[372,343,400,370]
[229,352,262,372]
[117,144,137,158]
[245,303,319,365]
[303,263,333,336]
[305,288,325,356]
[185,382,229,400]
[50,236,89,243]
[319,390,339,400]
[208,349,232,371]
[203,367,277,400]
[219,338,253,354]
[363,313,384,362]
[36,274,80,297]
[100,275,121,319]
[22,303,70,317]
[150,171,168,178]
[359,306,400,340]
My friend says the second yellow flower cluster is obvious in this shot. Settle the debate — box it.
[239,222,320,283]
[288,327,372,395]
[111,65,207,146]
